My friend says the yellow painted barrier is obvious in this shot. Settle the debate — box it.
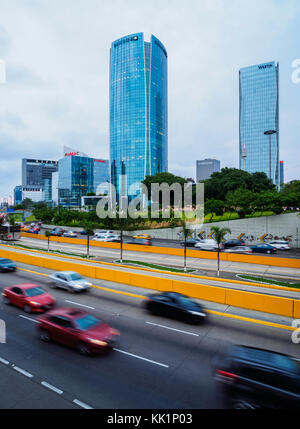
[293,300,300,319]
[173,280,227,304]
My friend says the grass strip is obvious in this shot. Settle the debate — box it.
[8,243,94,259]
[116,259,195,273]
[239,274,300,289]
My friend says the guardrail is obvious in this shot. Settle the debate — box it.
[1,247,299,318]
[21,232,300,269]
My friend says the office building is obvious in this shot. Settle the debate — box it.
[196,159,221,182]
[51,172,59,205]
[22,158,58,188]
[110,33,168,199]
[22,187,44,203]
[239,61,280,187]
[14,186,22,206]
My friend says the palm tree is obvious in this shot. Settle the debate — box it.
[45,230,51,252]
[81,222,94,258]
[180,215,192,273]
[8,215,17,246]
[114,213,131,264]
[210,226,231,277]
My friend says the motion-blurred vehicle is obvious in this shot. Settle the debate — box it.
[0,258,17,272]
[180,238,200,247]
[224,246,253,254]
[144,292,207,324]
[250,244,277,254]
[63,231,78,238]
[2,283,55,313]
[268,241,291,251]
[49,271,92,293]
[93,234,120,242]
[194,239,221,251]
[223,239,246,249]
[79,230,88,236]
[21,225,30,232]
[212,345,300,409]
[37,308,120,355]
[128,238,152,246]
[133,234,152,240]
[50,228,65,237]
[27,228,39,234]
[94,230,114,237]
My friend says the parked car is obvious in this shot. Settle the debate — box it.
[250,244,277,254]
[49,271,92,293]
[133,234,152,240]
[0,258,17,272]
[2,283,55,313]
[223,239,246,249]
[93,234,120,242]
[128,238,152,246]
[194,239,221,251]
[144,292,207,324]
[180,238,200,247]
[50,228,65,237]
[212,345,300,409]
[268,241,291,251]
[63,231,78,238]
[224,246,253,254]
[37,307,120,355]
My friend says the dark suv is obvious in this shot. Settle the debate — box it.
[223,239,246,249]
[213,345,300,409]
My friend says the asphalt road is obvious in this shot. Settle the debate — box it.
[0,263,299,409]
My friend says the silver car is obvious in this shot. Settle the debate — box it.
[49,271,92,293]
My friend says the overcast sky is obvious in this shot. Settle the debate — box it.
[0,0,299,199]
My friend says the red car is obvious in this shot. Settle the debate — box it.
[2,283,55,313]
[37,308,120,355]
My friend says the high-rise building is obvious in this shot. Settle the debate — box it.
[239,62,280,187]
[14,186,22,206]
[110,33,168,199]
[22,159,58,188]
[196,159,221,182]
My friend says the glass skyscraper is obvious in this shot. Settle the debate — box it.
[239,62,279,187]
[110,33,168,198]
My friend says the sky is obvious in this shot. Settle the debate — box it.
[0,0,299,200]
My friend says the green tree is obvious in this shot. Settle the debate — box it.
[204,199,225,222]
[180,215,193,273]
[8,215,17,245]
[81,222,94,258]
[226,188,255,218]
[143,172,187,208]
[210,226,231,277]
[45,230,51,252]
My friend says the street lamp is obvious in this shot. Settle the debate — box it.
[264,130,277,181]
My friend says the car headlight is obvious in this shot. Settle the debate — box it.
[87,338,107,346]
[29,301,41,306]
[85,282,92,287]
[74,284,84,289]
[189,311,206,317]
[110,329,120,336]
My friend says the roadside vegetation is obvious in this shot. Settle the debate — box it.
[238,274,300,289]
[115,260,195,273]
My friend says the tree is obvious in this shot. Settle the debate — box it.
[45,230,51,252]
[113,213,132,264]
[143,172,187,208]
[8,215,17,246]
[81,222,94,258]
[180,216,192,273]
[210,226,231,277]
[226,187,255,218]
[204,199,225,222]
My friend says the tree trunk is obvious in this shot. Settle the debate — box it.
[217,246,220,277]
[87,235,90,258]
[184,239,187,272]
[120,230,123,264]
[47,238,50,252]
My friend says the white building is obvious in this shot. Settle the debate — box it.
[22,187,44,203]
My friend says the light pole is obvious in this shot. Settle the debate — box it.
[264,130,277,182]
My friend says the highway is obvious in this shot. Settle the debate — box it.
[0,261,299,409]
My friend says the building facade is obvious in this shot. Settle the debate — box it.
[196,159,221,182]
[22,187,44,203]
[14,186,22,206]
[22,159,58,188]
[239,62,280,187]
[110,33,168,199]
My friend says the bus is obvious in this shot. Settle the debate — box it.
[0,223,21,241]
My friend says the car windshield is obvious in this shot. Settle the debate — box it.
[68,273,82,281]
[0,259,12,264]
[25,287,45,297]
[75,314,101,331]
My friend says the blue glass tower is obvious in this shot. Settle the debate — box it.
[239,62,279,187]
[110,33,168,198]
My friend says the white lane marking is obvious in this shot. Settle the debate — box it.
[65,300,95,310]
[73,399,93,409]
[0,357,9,365]
[113,348,169,368]
[146,321,199,337]
[19,315,38,323]
[41,381,63,395]
[12,365,33,378]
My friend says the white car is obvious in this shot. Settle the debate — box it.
[224,246,253,254]
[49,271,92,293]
[268,241,291,250]
[94,230,114,238]
[63,231,78,238]
[93,234,120,242]
[194,239,221,251]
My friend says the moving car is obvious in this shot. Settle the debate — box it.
[194,239,221,251]
[27,228,39,234]
[133,234,152,240]
[180,238,200,247]
[144,292,207,324]
[250,244,277,254]
[2,283,55,313]
[49,271,92,293]
[223,239,246,249]
[268,241,291,251]
[0,258,17,272]
[224,246,253,254]
[37,308,120,355]
[128,238,152,246]
[93,234,120,242]
[212,345,300,409]
[95,230,114,237]
[63,231,78,238]
[50,228,65,237]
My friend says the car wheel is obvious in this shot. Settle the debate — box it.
[3,296,10,305]
[77,342,91,355]
[40,329,51,342]
[267,250,271,254]
[49,282,57,289]
[231,397,257,409]
[24,304,32,314]
[68,287,75,294]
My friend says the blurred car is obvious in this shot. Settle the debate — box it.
[224,246,253,254]
[133,234,152,240]
[0,258,17,272]
[79,230,87,236]
[21,225,31,232]
[128,238,152,246]
[95,230,114,237]
[144,292,207,324]
[180,238,200,247]
[49,271,92,293]
[93,234,120,242]
[37,307,120,355]
[194,239,221,251]
[223,239,246,249]
[212,345,300,409]
[63,231,78,238]
[250,244,277,254]
[50,228,65,237]
[268,241,291,251]
[2,283,55,313]
[27,228,39,234]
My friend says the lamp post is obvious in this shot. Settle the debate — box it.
[264,130,277,182]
